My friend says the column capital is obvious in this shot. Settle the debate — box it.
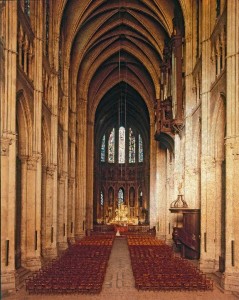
[201,156,216,169]
[0,137,12,156]
[46,164,57,177]
[58,171,68,183]
[68,177,75,187]
[27,155,40,170]
[78,98,87,108]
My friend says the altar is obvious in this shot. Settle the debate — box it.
[107,203,139,226]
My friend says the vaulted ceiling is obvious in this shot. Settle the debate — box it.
[59,0,184,138]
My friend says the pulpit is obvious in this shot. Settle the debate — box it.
[170,208,200,259]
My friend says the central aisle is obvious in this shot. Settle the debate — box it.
[103,237,135,292]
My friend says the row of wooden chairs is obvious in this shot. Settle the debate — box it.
[127,235,213,292]
[26,235,114,294]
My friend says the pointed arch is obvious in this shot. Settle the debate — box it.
[211,94,226,160]
[16,90,33,156]
[42,116,51,167]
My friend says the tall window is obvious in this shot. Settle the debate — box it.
[118,188,124,207]
[108,128,115,163]
[216,0,221,17]
[118,126,125,163]
[138,134,143,162]
[45,0,50,57]
[104,127,144,164]
[100,191,104,206]
[129,128,135,163]
[24,0,30,16]
[101,135,105,162]
[196,0,199,57]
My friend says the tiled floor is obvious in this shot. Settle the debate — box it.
[3,237,239,300]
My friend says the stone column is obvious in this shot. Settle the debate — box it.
[75,99,87,238]
[149,122,157,228]
[166,151,174,244]
[184,25,201,209]
[199,0,218,273]
[200,157,218,272]
[57,173,68,252]
[86,119,94,230]
[19,156,27,265]
[214,158,224,266]
[155,144,167,240]
[222,0,239,291]
[67,177,75,242]
[1,137,17,291]
[41,165,58,259]
[0,1,18,291]
[26,0,44,269]
[50,74,59,253]
[21,155,42,269]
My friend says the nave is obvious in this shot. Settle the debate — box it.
[4,234,238,300]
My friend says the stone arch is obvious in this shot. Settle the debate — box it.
[42,116,51,167]
[211,94,226,161]
[57,133,63,175]
[16,90,33,157]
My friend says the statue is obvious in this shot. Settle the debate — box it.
[178,182,183,194]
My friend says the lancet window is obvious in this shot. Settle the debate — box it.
[101,135,105,162]
[101,127,143,164]
[24,0,30,16]
[118,126,125,163]
[138,134,143,163]
[118,188,124,206]
[100,191,104,206]
[129,128,135,163]
[45,0,50,57]
[108,128,115,163]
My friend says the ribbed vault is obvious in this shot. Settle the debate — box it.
[58,0,184,117]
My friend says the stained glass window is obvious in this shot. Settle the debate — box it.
[24,0,30,16]
[216,0,221,17]
[100,191,104,206]
[45,0,50,57]
[118,188,124,207]
[129,128,135,163]
[108,128,115,163]
[138,134,143,162]
[101,135,105,162]
[118,126,125,163]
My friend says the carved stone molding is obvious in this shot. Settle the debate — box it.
[27,156,39,170]
[0,137,12,156]
[58,171,67,184]
[46,165,57,177]
[185,167,200,175]
[22,256,42,271]
[201,157,216,169]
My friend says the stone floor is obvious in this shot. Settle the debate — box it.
[3,237,239,300]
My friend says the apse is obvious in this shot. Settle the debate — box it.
[94,83,150,226]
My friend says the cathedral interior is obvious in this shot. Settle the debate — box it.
[1,0,239,297]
